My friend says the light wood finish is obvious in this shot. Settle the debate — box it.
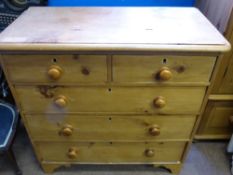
[40,163,62,174]
[2,55,107,84]
[113,55,216,83]
[15,86,206,114]
[153,96,166,109]
[0,7,229,174]
[148,125,161,136]
[53,95,68,108]
[47,65,63,80]
[209,95,233,101]
[59,124,73,137]
[157,67,172,81]
[217,56,233,94]
[0,7,230,52]
[209,10,233,94]
[197,101,233,137]
[25,115,196,141]
[195,3,233,139]
[37,141,186,163]
[144,149,155,157]
[67,147,79,159]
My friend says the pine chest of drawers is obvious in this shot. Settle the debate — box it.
[0,7,230,174]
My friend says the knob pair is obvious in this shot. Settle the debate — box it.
[67,147,154,159]
[48,66,172,81]
[59,124,160,137]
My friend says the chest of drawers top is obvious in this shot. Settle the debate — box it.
[0,7,230,53]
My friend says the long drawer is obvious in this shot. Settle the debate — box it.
[25,114,196,141]
[37,141,186,163]
[112,55,216,83]
[16,86,206,114]
[2,55,107,84]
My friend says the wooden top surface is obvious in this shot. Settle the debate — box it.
[0,7,230,52]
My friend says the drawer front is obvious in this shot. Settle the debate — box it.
[3,55,107,84]
[16,86,206,114]
[37,141,186,163]
[200,101,233,135]
[25,115,196,141]
[113,55,215,83]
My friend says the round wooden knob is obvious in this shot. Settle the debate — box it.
[145,149,155,157]
[54,95,67,108]
[47,65,62,80]
[67,147,78,159]
[154,96,166,108]
[158,67,172,81]
[60,124,73,136]
[149,125,160,136]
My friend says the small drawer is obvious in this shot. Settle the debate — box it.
[198,101,233,136]
[16,86,206,114]
[25,115,196,141]
[112,55,216,83]
[2,55,107,84]
[37,141,186,163]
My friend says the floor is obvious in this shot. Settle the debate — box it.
[0,124,232,175]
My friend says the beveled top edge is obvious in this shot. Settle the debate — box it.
[0,42,231,53]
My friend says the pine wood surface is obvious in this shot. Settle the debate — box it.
[209,95,233,101]
[197,101,233,137]
[195,2,233,139]
[15,86,206,115]
[2,54,216,84]
[25,114,196,141]
[216,55,233,94]
[112,55,215,83]
[2,54,107,84]
[0,7,229,174]
[36,141,186,163]
[0,7,230,52]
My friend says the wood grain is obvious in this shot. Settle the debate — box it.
[15,86,206,114]
[197,101,233,136]
[0,7,228,173]
[3,54,107,84]
[113,55,216,83]
[195,4,233,139]
[217,55,233,94]
[209,95,233,101]
[0,7,230,52]
[25,114,196,141]
[37,141,186,163]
